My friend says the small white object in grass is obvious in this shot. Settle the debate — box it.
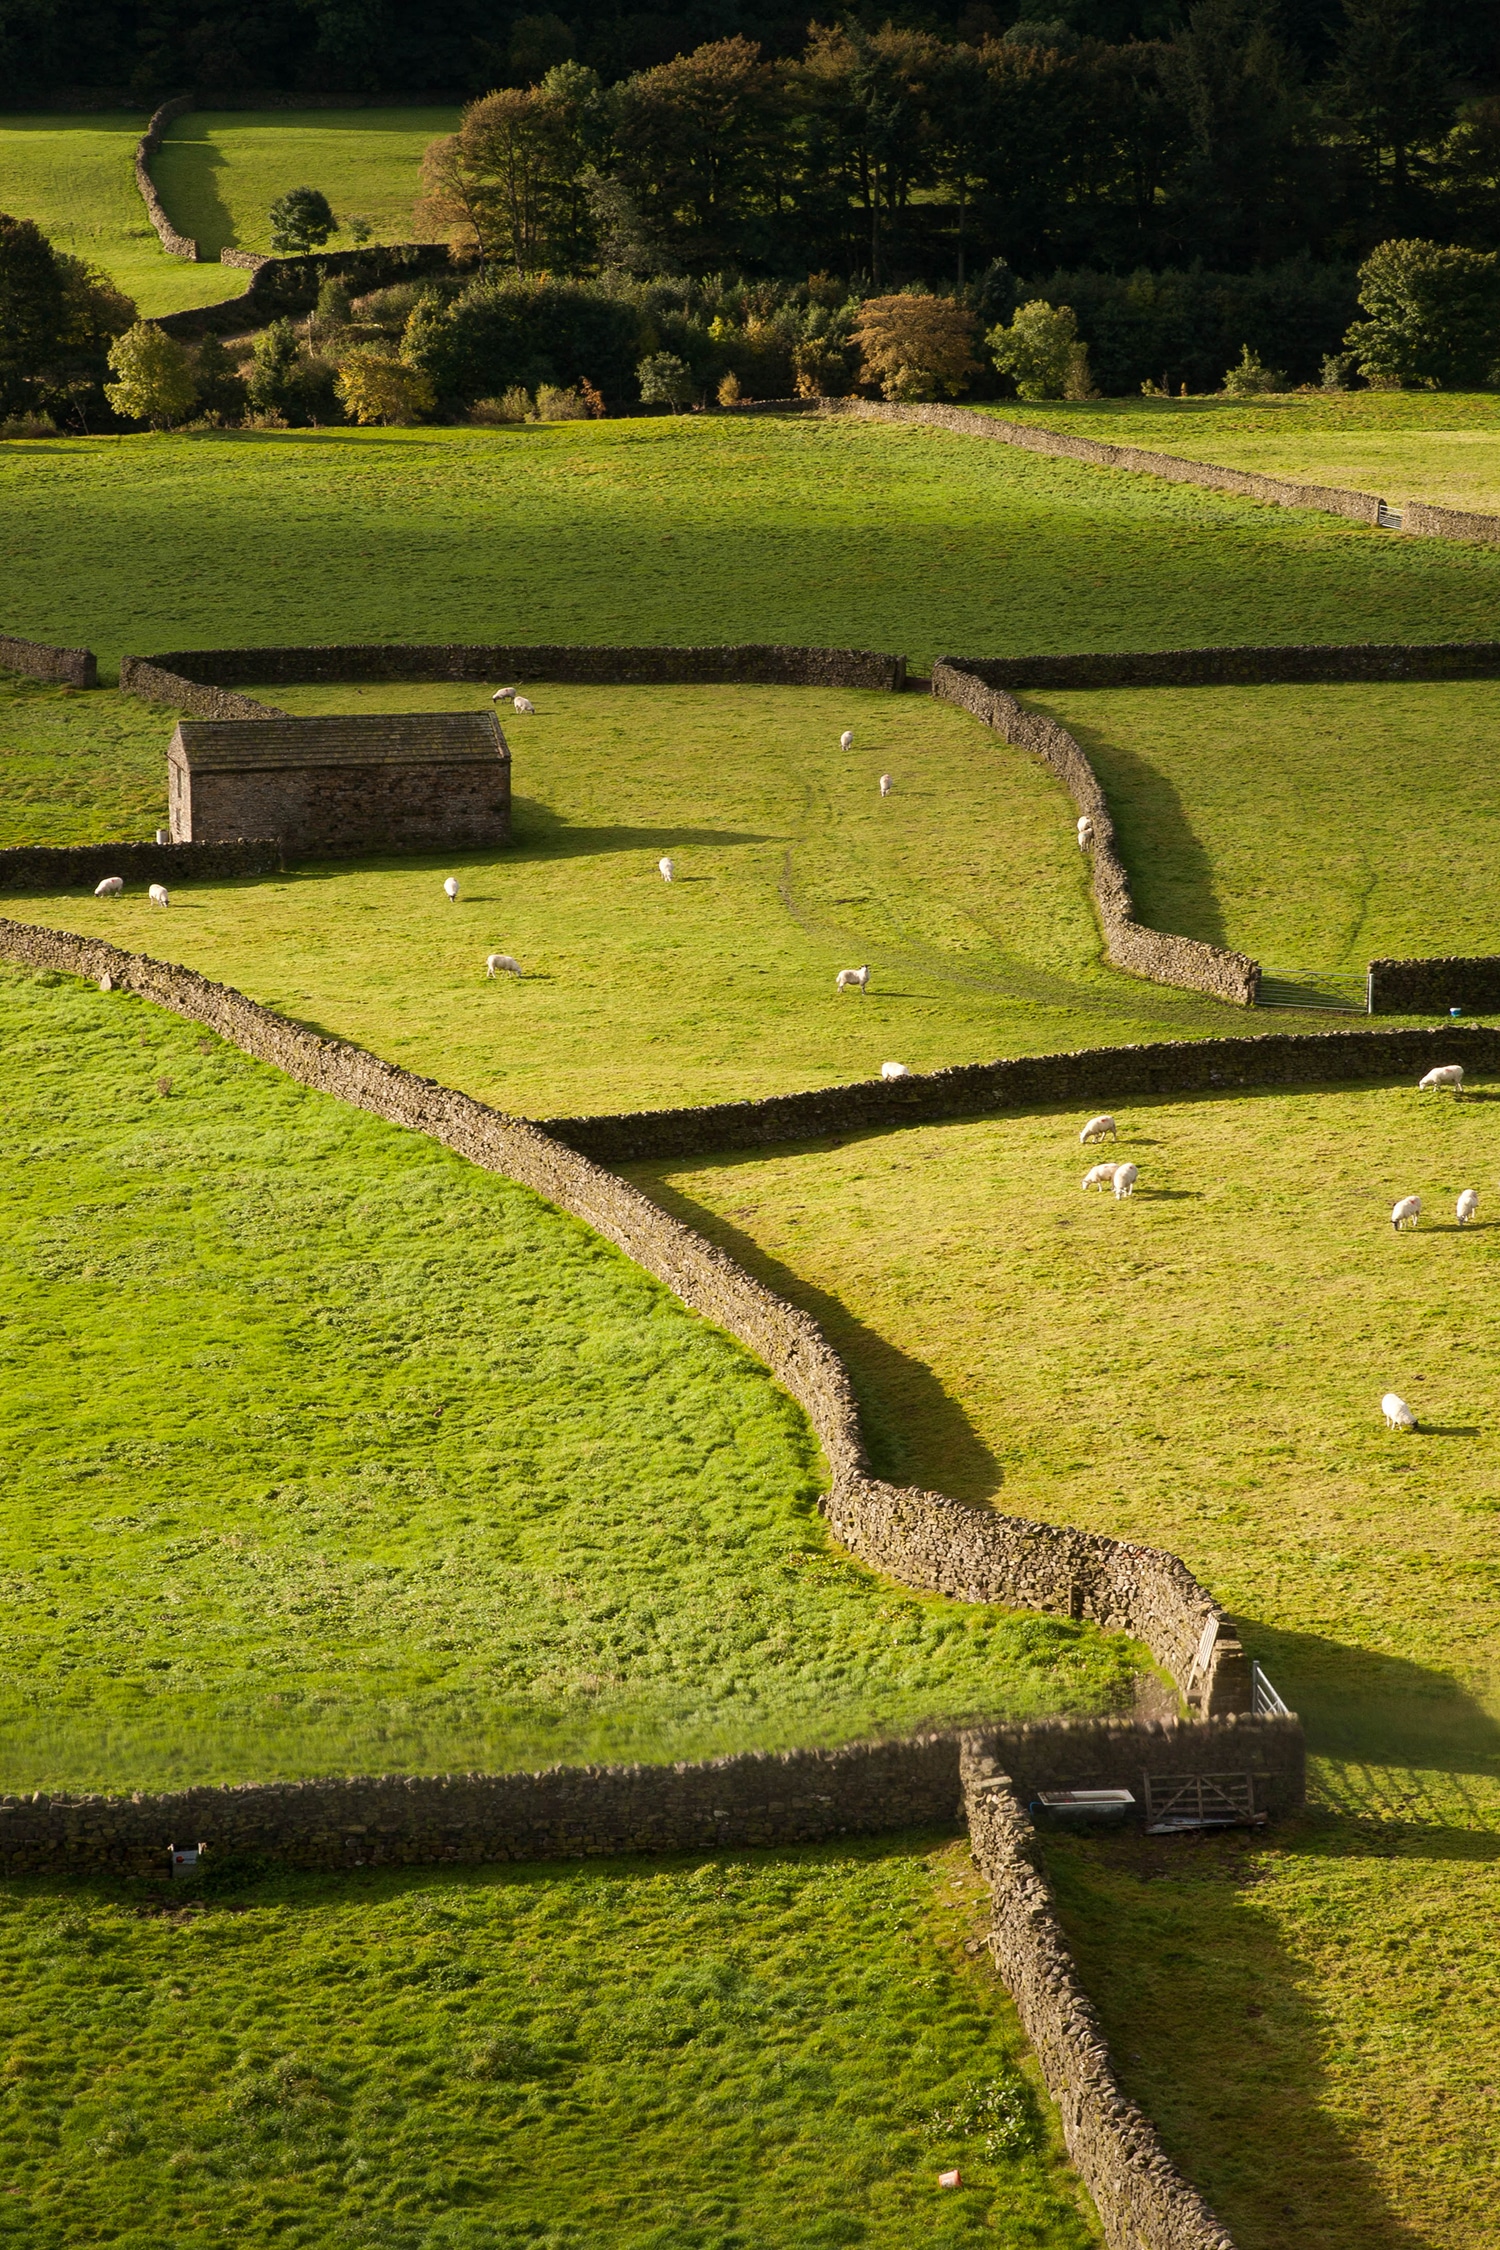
[1112,1161,1138,1198]
[155,828,170,845]
[98,974,113,992]
[148,882,169,906]
[835,965,869,995]
[879,773,893,796]
[485,953,522,978]
[513,694,535,714]
[658,856,674,882]
[444,877,459,902]
[1418,1064,1464,1095]
[1077,814,1094,849]
[938,2169,962,2190]
[1391,1194,1421,1231]
[1082,1162,1118,1191]
[1457,1188,1479,1225]
[1079,1113,1117,1144]
[881,1061,909,1079]
[94,876,124,896]
[1382,1391,1416,1431]
[840,729,854,751]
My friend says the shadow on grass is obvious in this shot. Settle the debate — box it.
[152,122,237,259]
[1239,1619,1500,1782]
[628,1150,1005,1502]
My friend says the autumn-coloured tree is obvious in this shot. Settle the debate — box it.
[849,294,978,401]
[334,348,436,425]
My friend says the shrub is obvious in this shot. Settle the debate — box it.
[403,276,646,409]
[988,300,1085,400]
[638,351,693,410]
[268,187,336,255]
[850,294,979,402]
[1221,343,1285,395]
[193,333,247,422]
[103,322,197,429]
[535,382,590,419]
[717,369,742,405]
[245,318,339,426]
[1344,238,1500,389]
[470,388,534,422]
[334,349,435,425]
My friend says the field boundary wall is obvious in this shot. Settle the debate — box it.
[134,94,198,261]
[0,634,97,690]
[151,244,466,340]
[0,1716,1300,1879]
[0,841,282,891]
[954,642,1500,689]
[120,642,907,692]
[963,1745,1238,2250]
[1402,498,1500,544]
[0,912,1248,1717]
[1367,955,1500,1012]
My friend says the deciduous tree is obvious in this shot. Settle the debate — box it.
[850,293,978,400]
[1344,236,1500,386]
[103,322,198,428]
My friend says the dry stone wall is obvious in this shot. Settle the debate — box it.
[1367,955,1500,1013]
[150,246,465,342]
[0,840,282,891]
[0,912,1249,1716]
[963,1743,1238,2250]
[933,657,1259,1006]
[1401,499,1500,546]
[955,642,1500,690]
[134,95,198,260]
[118,658,285,719]
[122,641,907,693]
[1,633,97,690]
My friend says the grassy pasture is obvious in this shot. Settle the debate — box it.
[1026,678,1500,975]
[0,965,1137,1794]
[987,390,1500,518]
[0,114,244,317]
[5,419,1500,675]
[0,1836,1100,2250]
[629,1082,1500,2243]
[151,108,456,262]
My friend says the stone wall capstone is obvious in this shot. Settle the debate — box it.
[134,95,198,261]
[963,1744,1239,2250]
[0,633,97,690]
[121,641,908,693]
[932,657,1259,1006]
[949,643,1500,690]
[0,913,1250,1715]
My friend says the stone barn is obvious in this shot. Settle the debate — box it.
[167,713,511,851]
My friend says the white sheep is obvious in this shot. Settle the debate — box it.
[1082,1162,1118,1191]
[879,774,893,797]
[1419,1064,1464,1096]
[658,856,674,882]
[1112,1161,1138,1198]
[148,883,169,907]
[1382,1391,1417,1431]
[881,1061,909,1079]
[94,876,124,897]
[1079,1113,1118,1145]
[513,695,535,714]
[836,966,870,995]
[1077,815,1094,850]
[1457,1188,1479,1225]
[444,877,460,902]
[485,953,523,978]
[491,688,516,703]
[840,730,854,752]
[1391,1195,1421,1231]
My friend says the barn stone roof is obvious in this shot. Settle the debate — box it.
[168,713,510,771]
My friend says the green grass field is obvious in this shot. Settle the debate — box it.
[0,114,246,317]
[988,390,1500,517]
[0,1835,1101,2250]
[5,419,1500,677]
[630,1082,1500,2244]
[0,965,1137,1794]
[151,108,456,263]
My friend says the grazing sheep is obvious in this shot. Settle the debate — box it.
[1392,1194,1421,1231]
[1111,1161,1139,1198]
[879,774,893,797]
[148,883,169,906]
[1079,1113,1118,1145]
[881,1061,909,1079]
[491,688,516,703]
[840,730,854,752]
[1419,1064,1464,1096]
[658,856,674,882]
[444,877,459,902]
[1082,1162,1118,1191]
[94,876,124,897]
[1458,1188,1479,1225]
[513,695,535,714]
[1077,815,1094,850]
[485,953,523,979]
[836,966,870,995]
[1382,1391,1417,1431]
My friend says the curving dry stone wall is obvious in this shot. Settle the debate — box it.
[134,94,198,261]
[0,913,1250,1714]
[932,659,1258,1005]
[1,633,97,690]
[962,1741,1237,2250]
[121,642,907,693]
